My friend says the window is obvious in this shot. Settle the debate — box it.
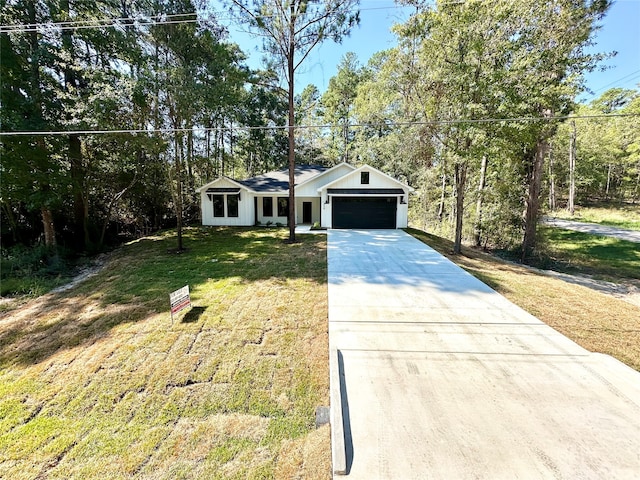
[361,171,370,184]
[212,195,224,217]
[263,197,273,217]
[227,194,239,217]
[277,197,289,217]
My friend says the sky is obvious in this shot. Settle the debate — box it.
[222,0,640,102]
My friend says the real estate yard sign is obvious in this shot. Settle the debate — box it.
[170,285,191,322]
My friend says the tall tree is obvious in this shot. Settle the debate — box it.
[321,52,362,164]
[385,0,609,256]
[497,0,610,258]
[393,0,505,254]
[228,0,359,241]
[295,84,324,164]
[1,0,69,248]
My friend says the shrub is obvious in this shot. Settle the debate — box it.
[0,245,73,297]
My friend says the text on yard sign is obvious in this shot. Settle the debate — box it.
[170,285,191,318]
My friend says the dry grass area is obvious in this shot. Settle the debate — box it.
[409,228,640,372]
[0,228,331,479]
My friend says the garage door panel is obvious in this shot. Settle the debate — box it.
[332,197,397,229]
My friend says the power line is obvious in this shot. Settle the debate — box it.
[1,113,637,137]
[587,69,640,97]
[0,4,412,34]
[0,13,202,34]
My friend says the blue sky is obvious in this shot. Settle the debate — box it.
[223,0,640,102]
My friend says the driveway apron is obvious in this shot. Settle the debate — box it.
[328,230,640,479]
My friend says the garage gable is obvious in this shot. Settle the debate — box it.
[318,165,412,229]
[318,165,412,193]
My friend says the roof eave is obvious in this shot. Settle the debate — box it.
[196,176,255,193]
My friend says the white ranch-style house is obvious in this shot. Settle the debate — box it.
[196,163,413,229]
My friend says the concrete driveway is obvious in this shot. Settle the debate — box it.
[328,230,640,479]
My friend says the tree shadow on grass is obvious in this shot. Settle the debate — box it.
[0,227,327,367]
[0,296,145,366]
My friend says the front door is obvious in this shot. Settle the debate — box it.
[303,202,312,224]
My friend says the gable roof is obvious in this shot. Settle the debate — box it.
[295,162,356,190]
[195,176,252,193]
[318,164,414,192]
[236,164,328,193]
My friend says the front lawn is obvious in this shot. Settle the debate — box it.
[0,227,330,479]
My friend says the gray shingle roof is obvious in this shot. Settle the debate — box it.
[237,165,328,192]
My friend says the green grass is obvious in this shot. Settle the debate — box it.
[0,245,77,298]
[536,226,640,281]
[0,227,331,479]
[550,204,640,231]
[408,227,640,372]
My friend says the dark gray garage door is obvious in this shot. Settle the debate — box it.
[332,197,397,229]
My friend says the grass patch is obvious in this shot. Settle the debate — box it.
[535,226,640,281]
[550,204,640,231]
[408,227,640,372]
[0,227,330,479]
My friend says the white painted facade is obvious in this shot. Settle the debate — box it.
[196,163,412,229]
[197,177,254,226]
[318,165,412,229]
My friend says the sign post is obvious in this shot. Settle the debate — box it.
[169,285,191,324]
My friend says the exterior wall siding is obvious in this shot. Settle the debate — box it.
[200,190,254,226]
[295,197,321,224]
[200,178,254,226]
[319,169,410,229]
[257,195,289,225]
[295,163,355,196]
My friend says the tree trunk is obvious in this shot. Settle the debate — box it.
[206,125,212,177]
[213,127,220,176]
[474,155,488,247]
[175,134,184,251]
[2,201,19,243]
[220,120,225,177]
[548,144,556,211]
[287,9,296,243]
[99,172,137,248]
[187,128,193,187]
[41,207,57,247]
[28,1,57,251]
[343,123,349,163]
[453,162,467,255]
[568,120,576,216]
[437,163,446,222]
[522,140,548,261]
[69,134,89,250]
[60,0,88,250]
[230,120,235,178]
[605,163,612,198]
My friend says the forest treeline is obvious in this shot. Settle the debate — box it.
[1,0,639,267]
[2,0,290,255]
